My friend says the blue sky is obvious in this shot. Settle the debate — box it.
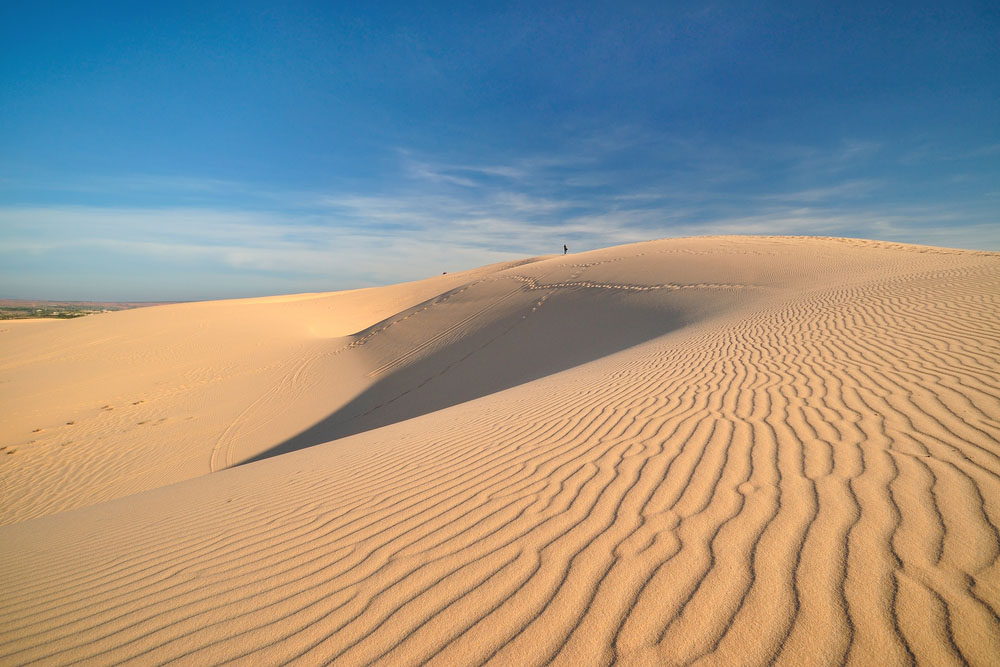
[1,1,998,300]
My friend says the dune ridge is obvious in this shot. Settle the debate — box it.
[1,236,998,665]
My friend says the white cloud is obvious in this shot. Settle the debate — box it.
[758,180,882,203]
[3,135,997,300]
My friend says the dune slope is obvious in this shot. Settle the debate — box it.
[1,236,998,665]
[0,257,544,523]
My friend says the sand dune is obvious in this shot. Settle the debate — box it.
[1,236,998,665]
[0,258,542,523]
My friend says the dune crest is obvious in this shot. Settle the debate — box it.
[1,236,998,665]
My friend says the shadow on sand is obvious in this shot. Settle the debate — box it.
[239,288,700,466]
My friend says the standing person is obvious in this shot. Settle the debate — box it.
[563,244,568,255]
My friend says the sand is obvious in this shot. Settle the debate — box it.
[0,235,997,665]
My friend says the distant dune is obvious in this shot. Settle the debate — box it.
[1,236,998,665]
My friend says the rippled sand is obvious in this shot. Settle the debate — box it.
[1,236,998,665]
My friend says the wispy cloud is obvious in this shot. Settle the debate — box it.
[758,180,883,203]
[2,132,997,300]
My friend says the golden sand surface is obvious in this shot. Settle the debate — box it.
[1,236,998,665]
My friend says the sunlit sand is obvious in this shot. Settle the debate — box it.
[1,235,998,664]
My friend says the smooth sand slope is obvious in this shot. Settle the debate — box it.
[1,236,998,665]
[0,258,541,523]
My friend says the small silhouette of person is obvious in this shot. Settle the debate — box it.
[563,244,568,255]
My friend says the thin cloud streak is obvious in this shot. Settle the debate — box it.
[3,187,995,301]
[2,132,997,300]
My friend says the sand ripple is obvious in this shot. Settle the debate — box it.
[1,237,998,665]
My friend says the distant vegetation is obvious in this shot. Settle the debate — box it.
[0,305,102,320]
[0,300,174,320]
